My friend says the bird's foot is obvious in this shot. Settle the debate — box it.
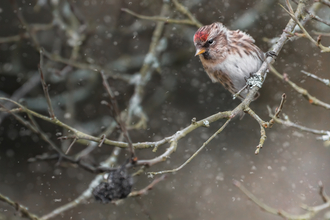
[266,51,277,59]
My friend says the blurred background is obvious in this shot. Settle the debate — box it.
[1,0,330,219]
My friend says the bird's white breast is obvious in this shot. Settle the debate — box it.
[214,52,263,90]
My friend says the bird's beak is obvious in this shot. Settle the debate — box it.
[195,48,206,56]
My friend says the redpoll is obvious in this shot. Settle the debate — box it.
[194,22,274,100]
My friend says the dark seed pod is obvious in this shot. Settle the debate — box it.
[93,166,132,203]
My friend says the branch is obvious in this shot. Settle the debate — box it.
[234,180,330,220]
[40,147,122,220]
[128,175,167,197]
[122,0,202,28]
[126,1,169,128]
[245,94,286,154]
[147,118,231,176]
[267,93,287,128]
[171,0,202,27]
[270,66,330,109]
[305,8,330,26]
[8,0,131,82]
[121,8,199,27]
[268,107,330,143]
[100,71,136,162]
[41,49,132,82]
[301,70,330,87]
[0,193,40,220]
[281,1,330,52]
[38,50,56,119]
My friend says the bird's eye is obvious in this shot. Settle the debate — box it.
[208,39,214,45]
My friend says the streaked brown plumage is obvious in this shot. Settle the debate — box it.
[194,22,266,100]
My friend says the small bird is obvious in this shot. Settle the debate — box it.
[194,22,271,100]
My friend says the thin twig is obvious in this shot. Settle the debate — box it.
[129,175,167,197]
[9,0,131,82]
[233,180,330,219]
[244,107,268,154]
[98,134,106,147]
[171,0,202,28]
[245,93,286,154]
[280,1,330,52]
[267,107,330,142]
[1,103,118,174]
[121,8,198,27]
[126,1,169,128]
[65,137,77,154]
[100,71,136,162]
[305,9,330,26]
[39,50,56,119]
[0,193,40,220]
[42,49,131,82]
[270,66,330,109]
[301,70,330,87]
[267,93,287,128]
[312,31,330,37]
[148,119,231,176]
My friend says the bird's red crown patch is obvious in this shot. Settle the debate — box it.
[194,31,209,42]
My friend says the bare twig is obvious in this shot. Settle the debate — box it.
[244,107,268,154]
[1,103,118,174]
[270,66,330,109]
[305,8,330,26]
[312,31,330,37]
[122,0,202,29]
[65,137,77,154]
[100,71,136,162]
[0,193,40,220]
[268,106,330,144]
[289,2,322,42]
[42,49,132,82]
[267,93,287,128]
[98,134,106,147]
[233,180,330,219]
[301,70,330,87]
[38,50,56,119]
[8,0,131,82]
[126,1,169,129]
[281,1,330,52]
[171,0,202,27]
[121,8,199,27]
[129,175,167,197]
[148,119,231,175]
[245,93,286,154]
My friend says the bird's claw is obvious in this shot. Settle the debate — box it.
[266,51,277,59]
